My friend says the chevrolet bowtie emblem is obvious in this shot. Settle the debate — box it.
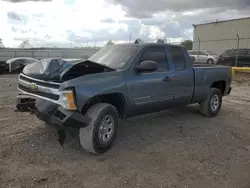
[29,83,38,91]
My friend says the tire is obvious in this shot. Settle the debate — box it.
[200,88,222,117]
[79,103,118,154]
[207,59,214,64]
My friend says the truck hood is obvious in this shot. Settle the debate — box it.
[22,58,115,82]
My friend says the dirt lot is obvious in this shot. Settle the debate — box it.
[0,74,250,188]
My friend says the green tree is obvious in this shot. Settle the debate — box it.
[180,40,193,50]
[0,38,4,48]
[106,40,114,45]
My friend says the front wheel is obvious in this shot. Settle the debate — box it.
[79,103,118,154]
[200,88,222,117]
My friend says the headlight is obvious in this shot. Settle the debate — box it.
[59,89,77,110]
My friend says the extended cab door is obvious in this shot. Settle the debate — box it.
[127,46,176,116]
[167,46,194,106]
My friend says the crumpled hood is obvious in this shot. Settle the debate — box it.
[22,58,114,82]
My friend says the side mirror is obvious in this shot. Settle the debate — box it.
[135,60,158,73]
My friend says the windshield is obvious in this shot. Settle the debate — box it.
[207,51,218,55]
[88,45,140,69]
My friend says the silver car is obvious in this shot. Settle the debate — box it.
[188,50,219,64]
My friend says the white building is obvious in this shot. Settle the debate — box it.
[192,17,250,54]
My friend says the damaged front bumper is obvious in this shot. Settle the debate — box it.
[16,94,91,129]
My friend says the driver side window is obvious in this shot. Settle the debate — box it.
[139,47,169,72]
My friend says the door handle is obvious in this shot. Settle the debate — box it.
[162,76,172,82]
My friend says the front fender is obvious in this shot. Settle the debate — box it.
[60,71,127,112]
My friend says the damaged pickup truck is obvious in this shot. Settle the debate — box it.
[16,43,232,154]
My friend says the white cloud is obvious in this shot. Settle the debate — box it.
[0,0,167,47]
[1,0,249,48]
[181,9,205,16]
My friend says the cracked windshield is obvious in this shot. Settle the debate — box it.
[0,0,250,187]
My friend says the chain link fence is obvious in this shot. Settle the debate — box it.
[193,35,250,67]
[0,48,100,62]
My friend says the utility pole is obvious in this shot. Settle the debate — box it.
[236,33,240,67]
[129,32,131,43]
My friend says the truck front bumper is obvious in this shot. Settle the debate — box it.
[16,94,91,129]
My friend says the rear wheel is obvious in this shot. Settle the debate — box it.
[200,88,222,117]
[207,59,214,64]
[79,103,118,154]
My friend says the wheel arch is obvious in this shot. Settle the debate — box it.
[81,93,126,119]
[210,80,226,95]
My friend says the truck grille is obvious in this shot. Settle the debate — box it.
[19,75,60,89]
[18,84,60,100]
[18,73,61,103]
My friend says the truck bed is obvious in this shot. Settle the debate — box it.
[192,64,232,102]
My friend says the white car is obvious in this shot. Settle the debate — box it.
[188,50,219,64]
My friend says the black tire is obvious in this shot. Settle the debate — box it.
[79,103,118,154]
[207,58,214,64]
[200,88,222,117]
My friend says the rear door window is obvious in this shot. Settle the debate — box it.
[224,50,232,56]
[199,51,206,55]
[237,49,248,55]
[189,51,195,55]
[169,46,186,71]
[191,51,198,55]
[194,51,199,55]
[229,50,236,56]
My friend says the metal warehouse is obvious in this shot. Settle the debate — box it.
[192,17,250,54]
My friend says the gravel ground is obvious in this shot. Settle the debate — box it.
[0,74,250,188]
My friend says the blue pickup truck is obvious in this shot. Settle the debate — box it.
[16,43,232,154]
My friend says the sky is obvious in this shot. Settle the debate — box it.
[0,0,250,48]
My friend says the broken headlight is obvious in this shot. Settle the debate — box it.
[59,89,77,110]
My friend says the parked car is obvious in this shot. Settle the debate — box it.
[189,56,195,63]
[188,50,219,64]
[0,61,8,73]
[6,57,40,73]
[16,43,232,154]
[217,48,250,67]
